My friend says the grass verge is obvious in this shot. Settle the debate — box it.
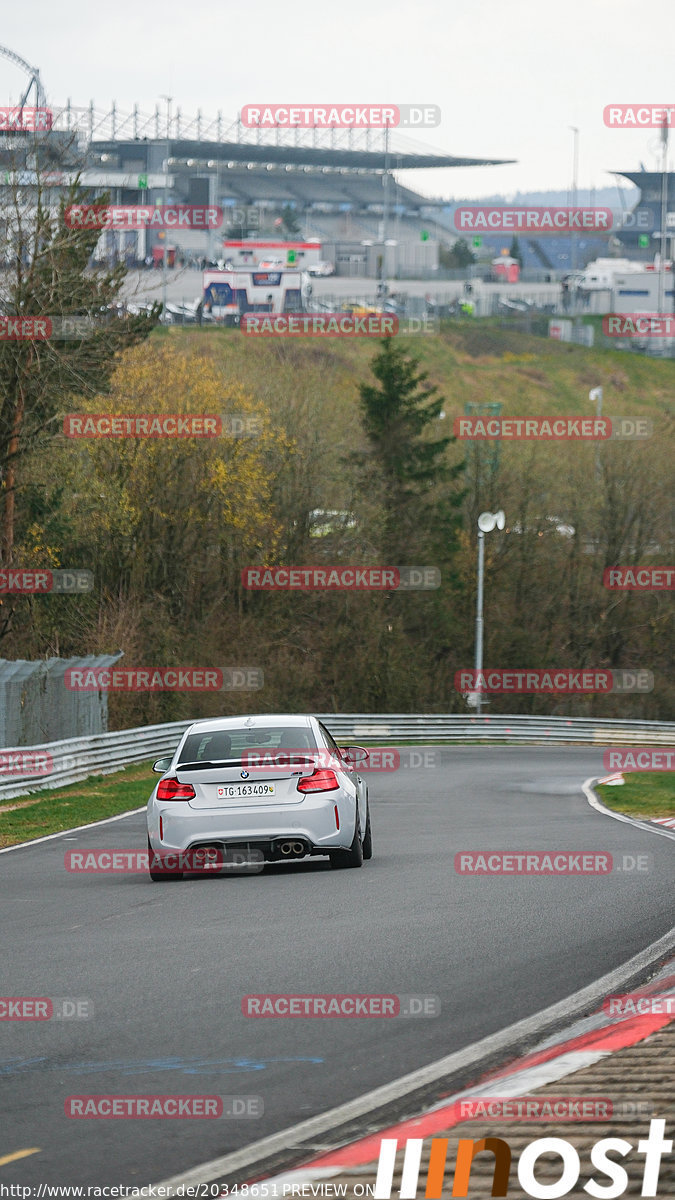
[596,773,675,820]
[0,761,155,849]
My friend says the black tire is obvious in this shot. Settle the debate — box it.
[148,839,183,882]
[329,819,364,869]
[362,805,373,860]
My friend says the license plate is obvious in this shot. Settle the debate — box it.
[216,783,276,799]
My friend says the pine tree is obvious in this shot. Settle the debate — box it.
[358,337,464,563]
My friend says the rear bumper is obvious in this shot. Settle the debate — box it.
[147,792,356,857]
[152,835,320,866]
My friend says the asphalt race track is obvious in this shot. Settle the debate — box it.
[1,746,673,1185]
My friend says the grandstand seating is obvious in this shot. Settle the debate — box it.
[211,167,425,211]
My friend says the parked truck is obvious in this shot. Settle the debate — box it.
[202,268,306,324]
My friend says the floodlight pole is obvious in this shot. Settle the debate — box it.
[161,95,172,321]
[570,126,579,319]
[658,120,668,314]
[475,530,485,715]
[590,386,603,479]
[473,510,504,715]
[380,122,390,285]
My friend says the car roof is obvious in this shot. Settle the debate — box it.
[184,714,316,736]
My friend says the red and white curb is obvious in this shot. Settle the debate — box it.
[255,963,675,1189]
[653,817,675,829]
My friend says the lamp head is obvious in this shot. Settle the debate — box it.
[478,509,505,533]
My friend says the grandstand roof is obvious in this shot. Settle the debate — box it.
[91,138,513,172]
[613,170,674,202]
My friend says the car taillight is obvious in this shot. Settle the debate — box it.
[297,768,339,793]
[156,777,196,801]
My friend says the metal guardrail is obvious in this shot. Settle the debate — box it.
[324,715,675,744]
[0,721,193,804]
[0,714,674,804]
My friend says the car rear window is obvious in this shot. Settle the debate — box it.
[178,727,317,763]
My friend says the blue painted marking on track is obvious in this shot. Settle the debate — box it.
[0,1055,323,1076]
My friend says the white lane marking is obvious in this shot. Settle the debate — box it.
[449,1050,608,1102]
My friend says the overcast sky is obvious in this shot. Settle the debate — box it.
[2,0,673,199]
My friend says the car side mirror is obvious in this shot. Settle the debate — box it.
[152,757,173,774]
[340,745,369,765]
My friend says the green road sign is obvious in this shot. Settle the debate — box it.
[638,234,650,248]
[287,250,297,265]
[138,174,148,190]
[473,237,482,248]
[420,230,429,241]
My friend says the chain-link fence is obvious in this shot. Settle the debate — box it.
[0,654,123,747]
